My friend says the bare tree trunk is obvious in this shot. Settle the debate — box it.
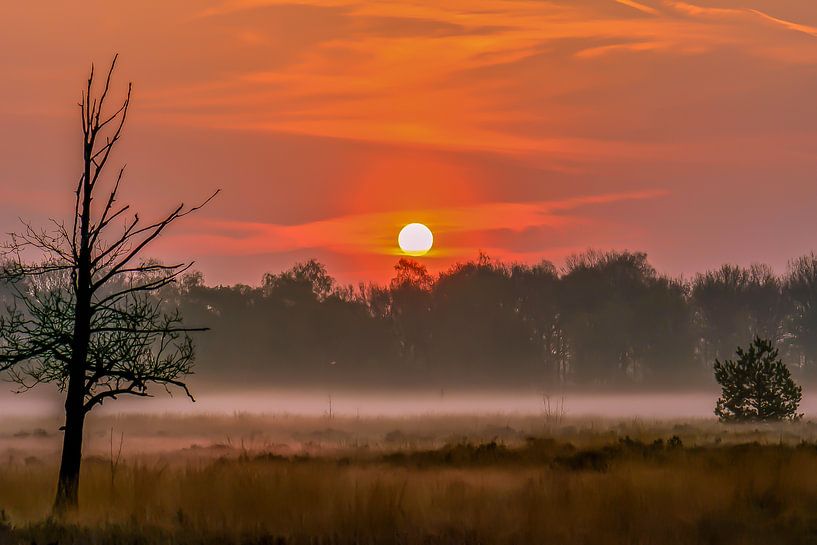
[54,290,90,512]
[54,274,91,512]
[54,375,87,513]
[54,109,95,514]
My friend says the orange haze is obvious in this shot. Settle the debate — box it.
[2,0,817,283]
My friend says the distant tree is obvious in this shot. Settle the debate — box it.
[263,259,335,302]
[784,253,817,373]
[391,258,434,291]
[692,264,783,365]
[0,57,217,512]
[714,337,802,422]
[625,273,696,385]
[389,259,433,365]
[560,250,680,383]
[431,255,536,384]
[512,261,566,383]
[153,250,817,391]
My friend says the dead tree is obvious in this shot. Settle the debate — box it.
[0,56,218,513]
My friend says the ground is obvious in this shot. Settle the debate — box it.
[2,413,817,544]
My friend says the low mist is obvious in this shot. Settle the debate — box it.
[11,386,817,420]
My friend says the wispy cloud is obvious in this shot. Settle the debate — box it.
[159,189,667,258]
[748,9,817,39]
[616,0,660,16]
[127,0,817,161]
[668,2,817,39]
[667,1,739,17]
[575,40,673,58]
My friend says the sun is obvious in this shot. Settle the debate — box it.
[398,223,434,256]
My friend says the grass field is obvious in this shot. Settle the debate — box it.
[3,413,817,544]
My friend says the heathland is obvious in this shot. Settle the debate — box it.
[3,411,817,545]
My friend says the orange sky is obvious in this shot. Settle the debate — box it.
[2,0,817,284]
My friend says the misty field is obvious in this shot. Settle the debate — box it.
[2,414,817,544]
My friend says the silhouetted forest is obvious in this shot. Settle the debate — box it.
[7,250,817,390]
[88,249,811,390]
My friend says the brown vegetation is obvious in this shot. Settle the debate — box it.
[2,415,817,544]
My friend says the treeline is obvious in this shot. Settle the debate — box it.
[156,250,817,389]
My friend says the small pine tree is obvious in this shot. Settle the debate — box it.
[714,337,802,422]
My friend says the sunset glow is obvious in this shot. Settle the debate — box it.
[3,1,817,283]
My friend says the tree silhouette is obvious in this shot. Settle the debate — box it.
[692,264,783,366]
[161,252,817,390]
[559,251,678,383]
[784,253,817,373]
[0,56,217,512]
[512,261,566,383]
[263,259,336,302]
[431,255,536,383]
[389,258,433,366]
[714,337,802,422]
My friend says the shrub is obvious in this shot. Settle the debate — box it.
[714,337,802,422]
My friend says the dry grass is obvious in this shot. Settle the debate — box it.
[3,415,817,544]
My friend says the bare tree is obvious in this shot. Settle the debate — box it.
[0,56,218,513]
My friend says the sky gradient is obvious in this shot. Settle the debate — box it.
[2,0,817,284]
